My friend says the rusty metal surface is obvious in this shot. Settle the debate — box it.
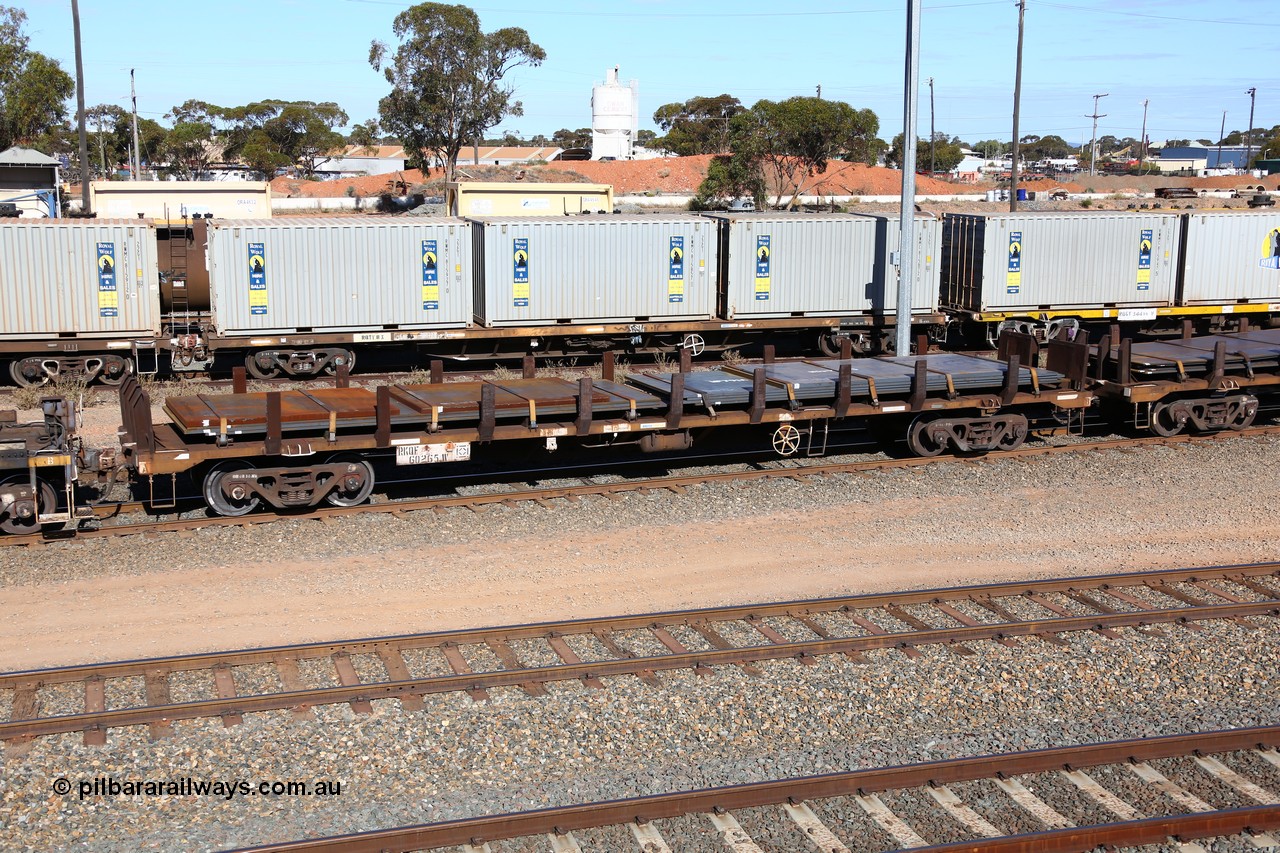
[223,727,1280,852]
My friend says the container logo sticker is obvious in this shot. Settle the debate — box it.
[1262,227,1280,271]
[248,243,268,315]
[422,240,439,310]
[513,238,529,307]
[668,237,684,303]
[1137,229,1153,290]
[1006,232,1022,295]
[96,242,118,318]
[754,235,771,301]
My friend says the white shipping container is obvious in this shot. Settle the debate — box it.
[470,215,717,326]
[709,213,941,319]
[942,211,1181,313]
[1179,211,1280,305]
[0,220,161,338]
[206,218,473,335]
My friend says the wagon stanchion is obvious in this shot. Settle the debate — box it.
[839,337,853,360]
[666,373,684,429]
[763,345,776,364]
[375,386,392,448]
[1000,354,1020,405]
[430,360,443,384]
[601,351,615,382]
[749,368,766,424]
[265,392,282,456]
[522,355,536,379]
[335,364,349,389]
[231,367,247,395]
[576,378,593,435]
[679,347,692,374]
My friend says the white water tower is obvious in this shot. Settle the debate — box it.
[591,66,639,160]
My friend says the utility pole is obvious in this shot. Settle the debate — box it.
[1139,98,1149,174]
[928,77,936,175]
[1010,0,1025,212]
[1217,111,1226,171]
[1245,87,1257,170]
[896,0,921,357]
[95,109,106,175]
[816,84,821,99]
[131,69,142,180]
[71,0,90,214]
[1087,92,1108,176]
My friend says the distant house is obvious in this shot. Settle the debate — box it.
[454,146,564,167]
[0,146,61,217]
[1156,145,1255,172]
[314,145,409,179]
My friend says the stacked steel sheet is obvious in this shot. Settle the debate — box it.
[1121,329,1280,380]
[630,354,1065,407]
[163,378,663,437]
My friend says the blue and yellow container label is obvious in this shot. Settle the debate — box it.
[668,237,685,303]
[1137,229,1152,291]
[513,238,529,307]
[96,242,118,318]
[754,235,771,301]
[248,243,268,315]
[1261,227,1280,271]
[422,240,439,310]
[1006,232,1022,295]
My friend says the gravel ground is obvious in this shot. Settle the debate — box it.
[1,619,1276,851]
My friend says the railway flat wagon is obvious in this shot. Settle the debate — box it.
[708,212,943,323]
[0,220,161,386]
[1178,211,1280,306]
[942,211,1182,341]
[470,215,718,326]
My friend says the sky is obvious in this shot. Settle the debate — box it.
[15,0,1279,149]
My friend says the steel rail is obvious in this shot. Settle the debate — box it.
[3,561,1276,687]
[2,565,1277,741]
[10,423,1280,548]
[224,726,1280,852]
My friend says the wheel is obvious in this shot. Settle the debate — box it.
[771,424,802,457]
[246,353,283,380]
[1148,401,1185,437]
[9,358,51,388]
[322,349,356,376]
[97,357,133,386]
[322,453,375,507]
[906,417,947,457]
[1229,404,1258,431]
[996,415,1030,450]
[202,460,262,517]
[0,476,58,535]
[681,334,706,357]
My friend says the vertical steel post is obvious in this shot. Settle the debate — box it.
[71,0,90,214]
[131,69,142,180]
[896,0,922,357]
[1009,0,1025,213]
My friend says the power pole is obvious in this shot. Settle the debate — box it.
[95,109,106,175]
[1138,98,1149,173]
[71,0,90,214]
[928,77,936,175]
[896,0,921,357]
[131,69,142,180]
[816,84,821,99]
[1245,87,1257,169]
[1087,92,1108,176]
[1009,0,1025,212]
[1217,111,1226,170]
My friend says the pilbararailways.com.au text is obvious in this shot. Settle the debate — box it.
[53,776,342,801]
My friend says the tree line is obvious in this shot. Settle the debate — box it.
[4,2,1277,192]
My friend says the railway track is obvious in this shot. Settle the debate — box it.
[9,423,1280,548]
[225,726,1280,853]
[2,563,1277,748]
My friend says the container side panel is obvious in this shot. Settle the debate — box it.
[1180,212,1280,304]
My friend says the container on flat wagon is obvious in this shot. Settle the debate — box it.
[706,213,942,319]
[469,215,717,326]
[206,218,473,335]
[1178,211,1280,305]
[941,211,1181,313]
[0,220,161,338]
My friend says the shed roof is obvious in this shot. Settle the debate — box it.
[0,146,60,167]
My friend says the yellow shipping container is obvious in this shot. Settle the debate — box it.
[447,182,613,217]
[89,181,272,223]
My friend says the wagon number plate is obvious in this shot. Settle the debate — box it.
[395,442,471,465]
